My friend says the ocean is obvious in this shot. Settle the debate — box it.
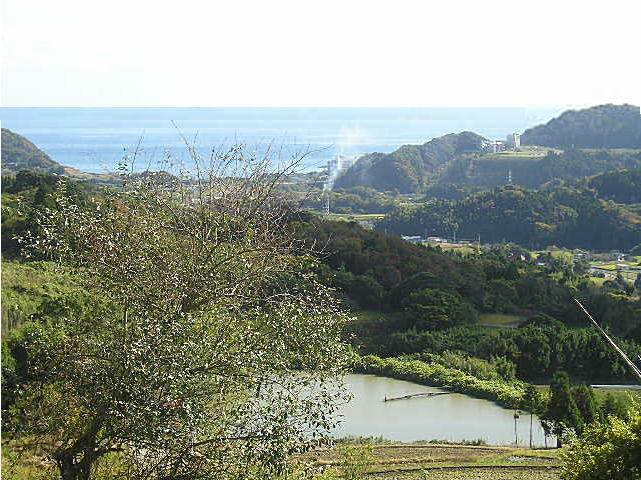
[1,107,564,173]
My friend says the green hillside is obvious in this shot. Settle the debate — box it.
[378,184,641,251]
[587,169,641,204]
[333,105,641,195]
[1,128,121,183]
[334,131,487,193]
[521,104,641,148]
[1,128,65,175]
[438,148,641,190]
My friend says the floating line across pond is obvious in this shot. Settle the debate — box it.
[383,392,452,402]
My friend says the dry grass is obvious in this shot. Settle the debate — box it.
[296,443,561,478]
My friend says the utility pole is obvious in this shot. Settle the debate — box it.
[529,409,533,449]
[514,410,520,446]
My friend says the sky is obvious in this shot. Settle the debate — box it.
[1,0,640,108]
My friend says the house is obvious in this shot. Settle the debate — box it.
[401,235,423,243]
[426,236,446,244]
[357,219,375,230]
[481,140,506,153]
[612,252,626,261]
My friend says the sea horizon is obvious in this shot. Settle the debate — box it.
[1,106,565,174]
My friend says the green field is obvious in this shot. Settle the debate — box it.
[590,261,640,283]
[534,385,641,406]
[590,387,641,405]
[326,213,386,222]
[478,313,527,328]
[489,152,545,159]
[595,264,618,270]
[435,244,477,255]
[589,276,607,286]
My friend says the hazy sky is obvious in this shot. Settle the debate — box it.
[2,0,640,107]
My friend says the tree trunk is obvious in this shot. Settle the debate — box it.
[57,453,94,480]
[55,414,104,480]
[55,438,99,480]
[58,456,81,480]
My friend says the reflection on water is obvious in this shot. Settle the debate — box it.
[334,374,552,446]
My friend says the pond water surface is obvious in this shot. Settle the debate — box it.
[334,374,552,446]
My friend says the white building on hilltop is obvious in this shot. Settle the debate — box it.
[327,155,358,175]
[506,133,521,149]
[481,140,506,153]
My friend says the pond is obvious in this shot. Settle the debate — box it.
[333,374,552,446]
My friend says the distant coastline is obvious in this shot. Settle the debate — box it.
[0,106,563,174]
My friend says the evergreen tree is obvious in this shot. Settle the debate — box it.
[572,384,599,430]
[601,392,629,420]
[543,371,583,447]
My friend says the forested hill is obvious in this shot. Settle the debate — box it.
[333,105,641,194]
[2,129,125,183]
[291,217,641,383]
[521,104,641,148]
[377,184,641,251]
[437,148,641,189]
[3,170,641,387]
[587,169,641,204]
[1,128,66,175]
[334,131,486,193]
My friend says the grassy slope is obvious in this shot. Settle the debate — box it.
[534,385,641,406]
[478,313,527,328]
[1,261,79,334]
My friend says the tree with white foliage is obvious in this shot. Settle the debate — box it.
[11,143,351,480]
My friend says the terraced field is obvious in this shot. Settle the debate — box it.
[297,443,561,479]
[373,467,560,479]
